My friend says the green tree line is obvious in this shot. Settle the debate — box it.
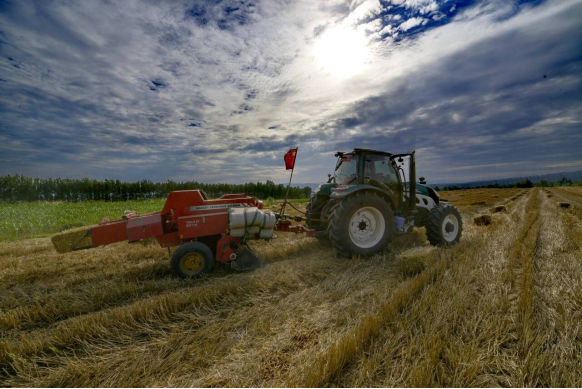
[436,177,581,191]
[0,175,312,202]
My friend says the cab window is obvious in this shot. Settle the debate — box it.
[335,155,359,185]
[365,155,399,185]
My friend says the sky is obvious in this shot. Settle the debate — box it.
[0,0,581,185]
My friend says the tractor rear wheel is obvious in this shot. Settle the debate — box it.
[171,242,214,279]
[328,192,394,257]
[426,203,462,246]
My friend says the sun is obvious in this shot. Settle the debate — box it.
[313,26,370,79]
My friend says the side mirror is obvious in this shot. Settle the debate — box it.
[327,174,333,183]
[419,177,426,184]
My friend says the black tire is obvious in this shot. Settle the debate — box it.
[170,242,215,279]
[306,195,329,231]
[414,207,430,228]
[426,203,463,246]
[328,191,395,257]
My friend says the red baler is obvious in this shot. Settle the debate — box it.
[51,190,276,278]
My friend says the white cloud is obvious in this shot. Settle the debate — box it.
[345,0,383,25]
[398,17,426,31]
[379,24,394,35]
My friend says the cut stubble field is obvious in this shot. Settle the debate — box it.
[0,187,581,387]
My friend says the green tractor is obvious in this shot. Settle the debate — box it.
[306,148,462,257]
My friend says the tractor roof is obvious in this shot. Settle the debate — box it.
[335,148,393,157]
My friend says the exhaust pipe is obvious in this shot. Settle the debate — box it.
[408,151,416,212]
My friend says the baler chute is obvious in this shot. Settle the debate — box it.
[51,190,276,279]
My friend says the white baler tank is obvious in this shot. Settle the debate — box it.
[228,207,276,238]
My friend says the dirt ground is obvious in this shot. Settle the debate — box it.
[1,187,581,387]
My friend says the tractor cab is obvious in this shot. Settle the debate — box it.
[323,149,416,217]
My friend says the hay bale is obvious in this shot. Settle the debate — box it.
[51,226,95,253]
[547,194,553,198]
[491,205,506,213]
[559,202,571,209]
[474,215,492,226]
[493,195,499,198]
[470,201,486,206]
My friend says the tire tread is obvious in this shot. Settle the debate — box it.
[426,203,462,246]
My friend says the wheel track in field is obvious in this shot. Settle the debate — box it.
[528,190,582,386]
[547,188,582,219]
[0,236,323,332]
[298,190,533,387]
[548,187,582,206]
[2,232,426,387]
[506,189,543,386]
[24,256,401,386]
[0,253,332,377]
[283,189,529,387]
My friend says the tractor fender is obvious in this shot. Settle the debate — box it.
[330,185,396,210]
[415,193,437,211]
[312,182,336,198]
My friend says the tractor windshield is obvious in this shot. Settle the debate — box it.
[335,154,359,185]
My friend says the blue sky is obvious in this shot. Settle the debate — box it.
[0,0,580,184]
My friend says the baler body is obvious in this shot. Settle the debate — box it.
[52,190,267,264]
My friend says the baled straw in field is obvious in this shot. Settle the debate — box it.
[473,215,492,226]
[51,226,95,253]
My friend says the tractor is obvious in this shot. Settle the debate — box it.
[305,149,462,257]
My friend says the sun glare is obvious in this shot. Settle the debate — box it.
[314,27,370,79]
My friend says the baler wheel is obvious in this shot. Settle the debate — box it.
[171,242,214,279]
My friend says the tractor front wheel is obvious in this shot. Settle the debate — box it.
[328,192,394,257]
[170,242,215,279]
[426,203,463,246]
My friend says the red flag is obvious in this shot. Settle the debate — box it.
[284,148,298,170]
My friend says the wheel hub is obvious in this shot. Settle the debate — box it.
[349,207,386,249]
[442,214,459,242]
[180,253,204,276]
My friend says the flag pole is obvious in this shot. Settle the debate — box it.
[280,147,297,218]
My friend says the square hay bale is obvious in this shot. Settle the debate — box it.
[51,226,95,253]
[474,215,492,226]
[470,201,486,206]
[559,202,571,209]
[491,205,506,213]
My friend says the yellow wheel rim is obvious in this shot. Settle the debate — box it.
[180,252,204,276]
